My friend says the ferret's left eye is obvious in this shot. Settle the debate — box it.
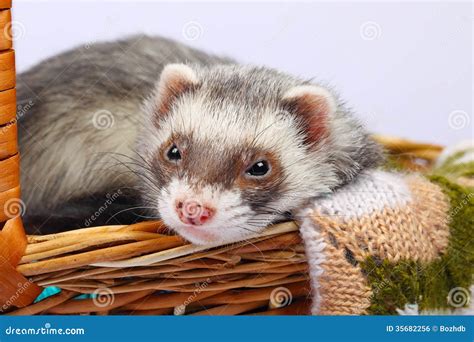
[246,160,270,177]
[166,144,181,161]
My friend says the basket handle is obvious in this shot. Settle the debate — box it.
[0,0,42,310]
[0,0,19,222]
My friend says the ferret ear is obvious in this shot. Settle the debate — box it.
[154,64,198,114]
[281,85,337,145]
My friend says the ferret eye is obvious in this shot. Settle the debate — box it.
[166,144,181,161]
[246,160,270,177]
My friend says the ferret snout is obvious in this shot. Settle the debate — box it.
[175,198,215,226]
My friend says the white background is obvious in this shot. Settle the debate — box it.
[11,0,473,145]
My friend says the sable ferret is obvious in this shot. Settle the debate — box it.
[17,35,382,244]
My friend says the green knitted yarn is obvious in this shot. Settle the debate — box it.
[434,145,474,183]
[362,259,449,315]
[430,151,474,304]
[429,175,474,288]
[361,175,473,315]
[435,159,474,182]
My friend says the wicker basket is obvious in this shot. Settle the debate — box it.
[0,1,445,315]
[0,0,17,224]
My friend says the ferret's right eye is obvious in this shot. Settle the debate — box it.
[166,144,182,161]
[246,160,270,177]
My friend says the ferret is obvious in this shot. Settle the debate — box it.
[17,35,383,244]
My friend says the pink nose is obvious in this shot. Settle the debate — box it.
[175,199,215,226]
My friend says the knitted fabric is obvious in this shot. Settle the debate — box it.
[299,143,473,315]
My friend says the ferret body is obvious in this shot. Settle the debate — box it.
[17,35,382,244]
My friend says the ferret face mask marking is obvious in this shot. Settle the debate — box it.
[151,131,289,244]
[137,63,378,245]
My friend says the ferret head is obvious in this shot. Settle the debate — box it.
[137,64,382,245]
